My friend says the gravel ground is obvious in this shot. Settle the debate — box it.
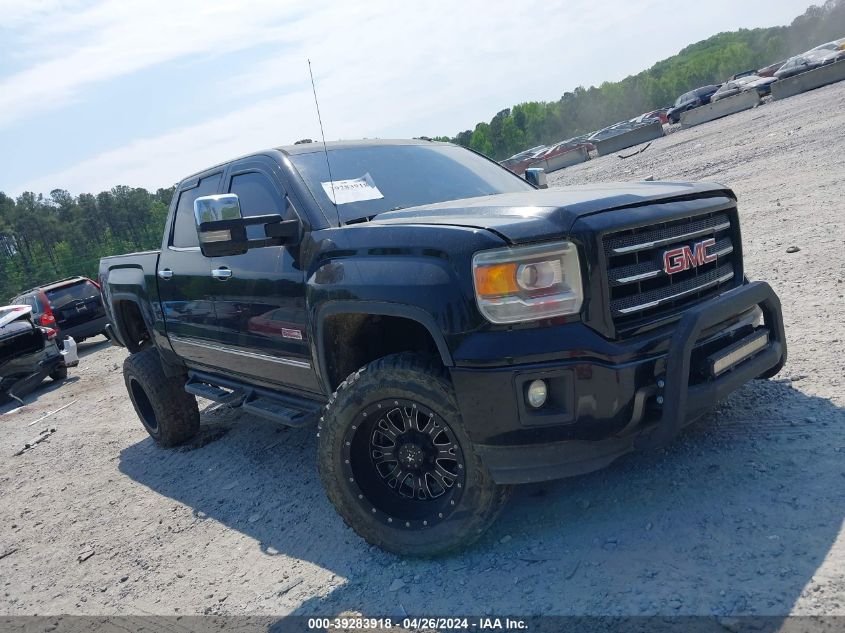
[1,81,844,619]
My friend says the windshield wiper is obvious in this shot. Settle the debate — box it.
[344,206,406,225]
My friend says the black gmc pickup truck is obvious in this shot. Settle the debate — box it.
[100,139,786,555]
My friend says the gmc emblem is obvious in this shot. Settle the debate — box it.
[663,238,717,274]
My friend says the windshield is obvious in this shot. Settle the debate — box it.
[46,280,99,309]
[289,144,534,224]
[675,92,695,105]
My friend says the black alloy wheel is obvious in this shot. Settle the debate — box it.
[317,353,511,556]
[343,398,465,529]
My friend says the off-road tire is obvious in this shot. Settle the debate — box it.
[317,352,511,556]
[49,364,68,381]
[123,348,199,447]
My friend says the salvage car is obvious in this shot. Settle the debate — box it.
[0,305,78,403]
[710,75,777,100]
[667,85,721,123]
[101,139,787,556]
[757,59,787,77]
[530,139,595,173]
[811,39,845,52]
[587,120,637,142]
[500,145,548,176]
[774,49,845,79]
[631,109,669,125]
[11,276,109,345]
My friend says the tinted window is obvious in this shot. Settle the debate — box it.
[172,173,222,248]
[46,281,99,309]
[228,172,283,217]
[11,294,42,313]
[289,144,533,224]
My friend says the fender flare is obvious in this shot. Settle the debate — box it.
[108,294,154,349]
[314,301,454,390]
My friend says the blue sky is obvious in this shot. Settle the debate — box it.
[0,0,814,196]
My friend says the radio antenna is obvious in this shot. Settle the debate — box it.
[307,59,338,216]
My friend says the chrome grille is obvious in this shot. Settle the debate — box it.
[603,210,739,330]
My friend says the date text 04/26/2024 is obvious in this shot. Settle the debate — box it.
[306,617,528,630]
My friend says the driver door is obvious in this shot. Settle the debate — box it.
[208,158,319,394]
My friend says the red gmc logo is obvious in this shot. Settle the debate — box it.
[663,238,717,274]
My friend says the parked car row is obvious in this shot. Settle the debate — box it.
[498,35,844,177]
[774,43,845,79]
[2,275,109,404]
[0,304,78,403]
[671,36,845,120]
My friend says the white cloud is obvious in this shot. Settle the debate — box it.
[0,0,302,128]
[4,0,813,194]
[13,0,662,192]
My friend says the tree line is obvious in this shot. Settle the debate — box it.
[434,0,845,159]
[1,1,843,301]
[0,187,173,300]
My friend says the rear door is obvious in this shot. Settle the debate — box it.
[208,157,319,393]
[157,171,223,367]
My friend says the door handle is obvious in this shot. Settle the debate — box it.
[158,268,173,280]
[212,267,233,280]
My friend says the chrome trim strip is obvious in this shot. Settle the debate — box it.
[611,221,731,255]
[616,270,662,284]
[169,335,312,369]
[616,271,734,314]
[613,244,734,284]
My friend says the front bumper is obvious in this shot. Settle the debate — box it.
[450,281,786,484]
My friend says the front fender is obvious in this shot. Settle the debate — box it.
[304,223,503,389]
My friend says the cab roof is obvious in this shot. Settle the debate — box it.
[276,138,449,156]
[180,139,451,182]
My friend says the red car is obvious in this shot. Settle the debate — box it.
[541,139,595,158]
[500,146,548,176]
[632,109,669,125]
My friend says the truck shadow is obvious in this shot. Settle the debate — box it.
[118,378,844,617]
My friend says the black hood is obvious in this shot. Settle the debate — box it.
[369,181,734,244]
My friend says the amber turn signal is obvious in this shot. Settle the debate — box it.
[474,263,519,298]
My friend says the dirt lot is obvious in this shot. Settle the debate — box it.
[1,81,844,619]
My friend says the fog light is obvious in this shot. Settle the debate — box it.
[526,379,548,408]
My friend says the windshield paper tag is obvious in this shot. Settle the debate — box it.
[321,173,384,205]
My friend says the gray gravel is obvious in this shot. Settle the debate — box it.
[1,81,844,618]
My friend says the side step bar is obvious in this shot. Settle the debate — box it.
[185,371,324,428]
[184,379,246,406]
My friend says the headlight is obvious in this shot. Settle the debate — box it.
[472,241,583,324]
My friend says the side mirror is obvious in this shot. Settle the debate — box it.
[194,194,248,257]
[194,194,300,258]
[524,167,548,189]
